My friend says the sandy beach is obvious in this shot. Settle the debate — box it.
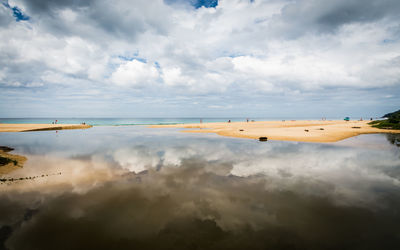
[0,123,92,132]
[150,120,400,143]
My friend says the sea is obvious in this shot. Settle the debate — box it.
[0,117,345,126]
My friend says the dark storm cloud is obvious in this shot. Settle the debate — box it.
[277,0,400,36]
[15,0,93,14]
[16,0,170,40]
[2,164,400,250]
[316,0,400,28]
[14,0,400,40]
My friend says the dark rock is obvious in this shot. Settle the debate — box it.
[259,137,268,141]
[0,156,12,166]
[305,129,309,132]
[0,146,14,152]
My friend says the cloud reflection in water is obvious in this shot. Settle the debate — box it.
[0,127,400,249]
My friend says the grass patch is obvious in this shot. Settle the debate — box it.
[368,109,400,130]
[369,119,400,130]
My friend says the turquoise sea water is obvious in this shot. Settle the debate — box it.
[0,118,243,125]
[0,117,343,125]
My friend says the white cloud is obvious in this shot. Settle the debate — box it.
[1,0,400,116]
[162,67,191,87]
[111,60,159,87]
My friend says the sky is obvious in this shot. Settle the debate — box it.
[0,0,399,118]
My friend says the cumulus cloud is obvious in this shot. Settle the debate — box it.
[111,60,159,87]
[0,0,399,116]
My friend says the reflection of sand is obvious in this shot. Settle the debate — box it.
[150,120,400,143]
[0,124,92,132]
[0,147,26,175]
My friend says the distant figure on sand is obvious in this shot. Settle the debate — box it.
[228,120,231,123]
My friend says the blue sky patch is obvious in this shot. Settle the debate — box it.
[165,0,218,9]
[118,53,147,63]
[191,0,218,8]
[3,1,30,22]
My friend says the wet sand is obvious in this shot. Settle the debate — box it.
[0,124,92,132]
[150,120,400,142]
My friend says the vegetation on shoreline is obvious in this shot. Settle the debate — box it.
[369,109,400,130]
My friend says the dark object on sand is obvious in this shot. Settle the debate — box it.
[0,156,18,166]
[239,129,244,131]
[259,137,268,141]
[304,129,309,132]
[318,128,324,130]
[352,127,361,129]
[0,146,14,152]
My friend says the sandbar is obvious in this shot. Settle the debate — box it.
[0,124,92,132]
[150,120,400,143]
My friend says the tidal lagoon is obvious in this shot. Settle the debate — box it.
[1,126,399,249]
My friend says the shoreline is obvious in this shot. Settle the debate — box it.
[0,124,92,132]
[1,121,398,142]
[150,120,400,143]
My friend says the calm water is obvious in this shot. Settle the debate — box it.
[0,127,400,249]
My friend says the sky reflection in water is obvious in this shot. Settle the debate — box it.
[0,126,400,249]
